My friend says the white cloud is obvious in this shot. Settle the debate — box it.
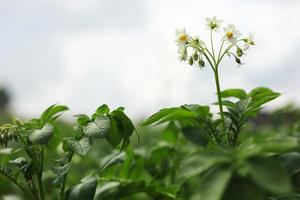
[0,0,300,119]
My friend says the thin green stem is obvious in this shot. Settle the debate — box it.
[213,67,226,137]
[37,147,45,200]
[192,45,215,71]
[210,30,216,65]
[217,41,225,61]
[216,39,243,66]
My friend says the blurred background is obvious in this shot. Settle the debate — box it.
[0,0,300,119]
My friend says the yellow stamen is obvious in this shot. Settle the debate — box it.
[226,32,233,39]
[179,34,187,42]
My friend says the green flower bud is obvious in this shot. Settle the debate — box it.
[236,47,243,57]
[179,49,187,61]
[29,124,54,145]
[235,57,241,64]
[198,59,205,67]
[192,52,199,61]
[188,56,194,65]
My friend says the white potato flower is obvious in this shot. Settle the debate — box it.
[222,24,241,43]
[206,16,223,32]
[175,28,190,46]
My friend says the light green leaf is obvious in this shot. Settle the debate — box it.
[221,89,247,99]
[198,166,232,200]
[83,116,110,138]
[29,123,54,145]
[66,137,92,156]
[96,104,110,115]
[141,107,197,126]
[40,104,68,125]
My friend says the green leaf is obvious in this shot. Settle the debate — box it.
[74,114,91,126]
[223,177,263,200]
[238,136,299,159]
[51,162,71,187]
[246,157,292,194]
[220,89,247,99]
[181,127,208,146]
[214,100,235,108]
[51,163,71,176]
[96,104,110,115]
[180,149,233,180]
[279,152,300,176]
[105,110,134,149]
[111,110,134,138]
[40,104,69,125]
[100,152,126,173]
[248,87,280,108]
[29,123,54,145]
[198,166,232,200]
[66,176,98,200]
[181,104,210,118]
[162,122,179,144]
[83,116,110,138]
[96,181,146,199]
[65,137,92,156]
[141,107,197,126]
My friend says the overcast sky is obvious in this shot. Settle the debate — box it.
[0,0,300,119]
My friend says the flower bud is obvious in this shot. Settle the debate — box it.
[235,57,241,64]
[198,59,205,67]
[188,56,194,65]
[192,52,198,61]
[179,49,187,61]
[236,47,243,57]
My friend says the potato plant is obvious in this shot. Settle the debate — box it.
[1,17,300,200]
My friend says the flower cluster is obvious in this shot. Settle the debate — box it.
[175,16,255,68]
[0,124,19,146]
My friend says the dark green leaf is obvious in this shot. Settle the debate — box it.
[223,177,263,200]
[181,127,208,146]
[247,157,292,194]
[100,152,126,173]
[66,176,98,200]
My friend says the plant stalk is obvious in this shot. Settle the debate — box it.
[60,152,74,200]
[37,147,45,200]
[213,67,226,139]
